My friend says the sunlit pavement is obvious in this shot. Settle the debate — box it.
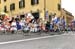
[0,32,64,42]
[0,32,75,49]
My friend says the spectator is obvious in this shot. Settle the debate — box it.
[16,20,22,30]
[10,19,17,33]
[45,21,50,31]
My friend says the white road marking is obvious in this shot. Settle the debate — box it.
[0,34,74,45]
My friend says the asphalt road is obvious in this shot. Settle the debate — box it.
[0,33,75,49]
[0,32,64,42]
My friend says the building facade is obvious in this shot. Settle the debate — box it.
[0,0,61,21]
[61,9,74,25]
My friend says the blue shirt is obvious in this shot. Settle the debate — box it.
[16,22,22,30]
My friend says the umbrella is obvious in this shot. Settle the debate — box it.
[0,12,9,16]
[27,13,34,19]
[0,12,10,21]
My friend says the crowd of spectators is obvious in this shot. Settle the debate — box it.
[0,13,74,34]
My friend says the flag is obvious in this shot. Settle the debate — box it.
[45,11,49,19]
[61,18,66,27]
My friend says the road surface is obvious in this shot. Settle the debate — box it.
[0,33,75,49]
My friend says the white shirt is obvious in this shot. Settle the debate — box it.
[11,22,16,26]
[52,17,57,21]
[20,20,25,26]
